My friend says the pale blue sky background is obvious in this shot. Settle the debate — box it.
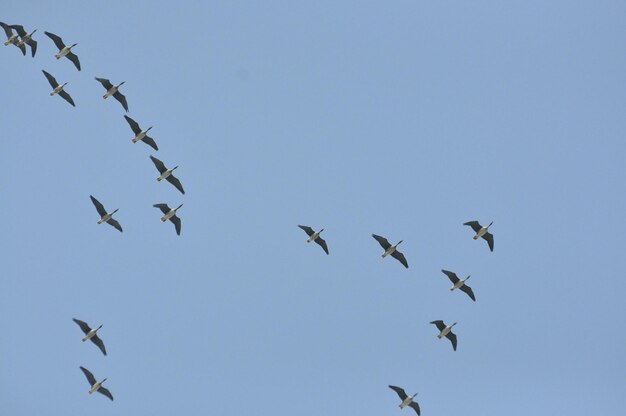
[1,1,625,415]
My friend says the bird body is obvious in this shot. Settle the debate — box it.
[82,325,102,342]
[372,234,408,268]
[298,225,329,254]
[388,385,420,415]
[464,220,494,251]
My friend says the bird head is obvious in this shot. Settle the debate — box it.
[172,165,179,171]
[175,204,184,211]
[71,43,78,48]
[112,209,119,214]
[487,221,493,228]
[397,240,403,246]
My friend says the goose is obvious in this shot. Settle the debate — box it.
[94,77,128,112]
[388,385,420,415]
[154,203,183,235]
[41,70,75,107]
[297,225,329,255]
[79,367,113,401]
[10,25,37,57]
[72,318,106,356]
[44,31,80,70]
[149,156,184,194]
[372,234,408,268]
[0,22,26,55]
[90,195,122,232]
[430,320,457,351]
[441,269,475,301]
[124,116,158,151]
[464,220,494,251]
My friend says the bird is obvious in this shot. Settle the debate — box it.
[95,77,128,112]
[10,24,37,57]
[464,220,494,251]
[0,22,26,55]
[44,31,80,70]
[297,225,329,255]
[124,116,158,151]
[41,70,75,107]
[441,269,475,301]
[149,156,184,194]
[388,385,420,415]
[154,203,183,235]
[72,318,106,356]
[372,234,408,268]
[430,320,458,351]
[90,195,122,232]
[79,367,113,401]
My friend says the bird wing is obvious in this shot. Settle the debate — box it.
[27,39,37,57]
[95,77,113,90]
[124,115,141,135]
[441,269,459,284]
[44,31,65,50]
[72,318,91,335]
[459,284,476,301]
[58,90,75,107]
[482,232,494,252]
[408,401,421,416]
[464,221,482,233]
[90,195,107,217]
[90,334,107,356]
[170,215,182,236]
[79,366,96,386]
[153,203,171,214]
[446,331,458,351]
[149,155,167,173]
[298,225,315,237]
[141,135,159,151]
[66,51,81,71]
[0,22,13,38]
[113,91,128,112]
[15,42,26,55]
[388,385,408,400]
[166,175,185,195]
[372,234,391,250]
[97,386,114,401]
[314,237,329,255]
[41,70,58,88]
[10,25,26,36]
[106,218,123,233]
[430,320,446,331]
[391,250,408,268]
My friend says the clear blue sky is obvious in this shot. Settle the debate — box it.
[2,1,625,415]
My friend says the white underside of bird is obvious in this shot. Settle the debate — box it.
[82,328,99,342]
[437,326,454,338]
[89,380,105,394]
[451,278,468,291]
[16,34,32,47]
[382,245,398,258]
[4,34,18,45]
[399,395,417,408]
[161,211,176,222]
[473,227,489,239]
[97,213,113,224]
[307,231,322,243]
[50,84,64,96]
[103,88,117,99]
[55,47,71,59]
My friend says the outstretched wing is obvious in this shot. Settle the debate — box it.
[106,218,123,233]
[95,77,113,90]
[10,25,26,36]
[90,195,107,217]
[79,366,96,386]
[153,203,171,215]
[15,42,26,55]
[459,284,476,301]
[482,232,494,252]
[41,70,58,88]
[72,318,91,335]
[90,334,107,356]
[430,320,446,332]
[141,136,159,151]
[27,39,37,57]
[97,386,114,401]
[124,115,141,135]
[408,401,421,416]
[441,269,459,284]
[66,51,81,71]
[298,225,315,237]
[446,331,458,351]
[166,175,185,195]
[58,90,76,107]
[170,215,182,236]
[314,237,329,255]
[372,234,391,250]
[388,385,408,400]
[0,22,13,38]
[44,31,65,50]
[391,250,408,268]
[113,91,128,112]
[150,155,167,174]
[463,221,482,233]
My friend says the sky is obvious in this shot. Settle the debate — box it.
[1,1,625,415]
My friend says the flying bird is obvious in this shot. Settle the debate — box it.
[72,318,106,356]
[44,31,80,70]
[90,195,122,232]
[441,269,475,301]
[124,116,158,151]
[150,156,184,194]
[10,24,37,56]
[372,234,408,268]
[297,225,329,255]
[0,22,26,55]
[430,320,458,351]
[95,77,128,112]
[388,385,420,415]
[41,70,75,107]
[464,220,494,252]
[79,367,113,401]
[154,203,183,235]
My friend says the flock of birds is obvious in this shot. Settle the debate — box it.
[4,18,497,415]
